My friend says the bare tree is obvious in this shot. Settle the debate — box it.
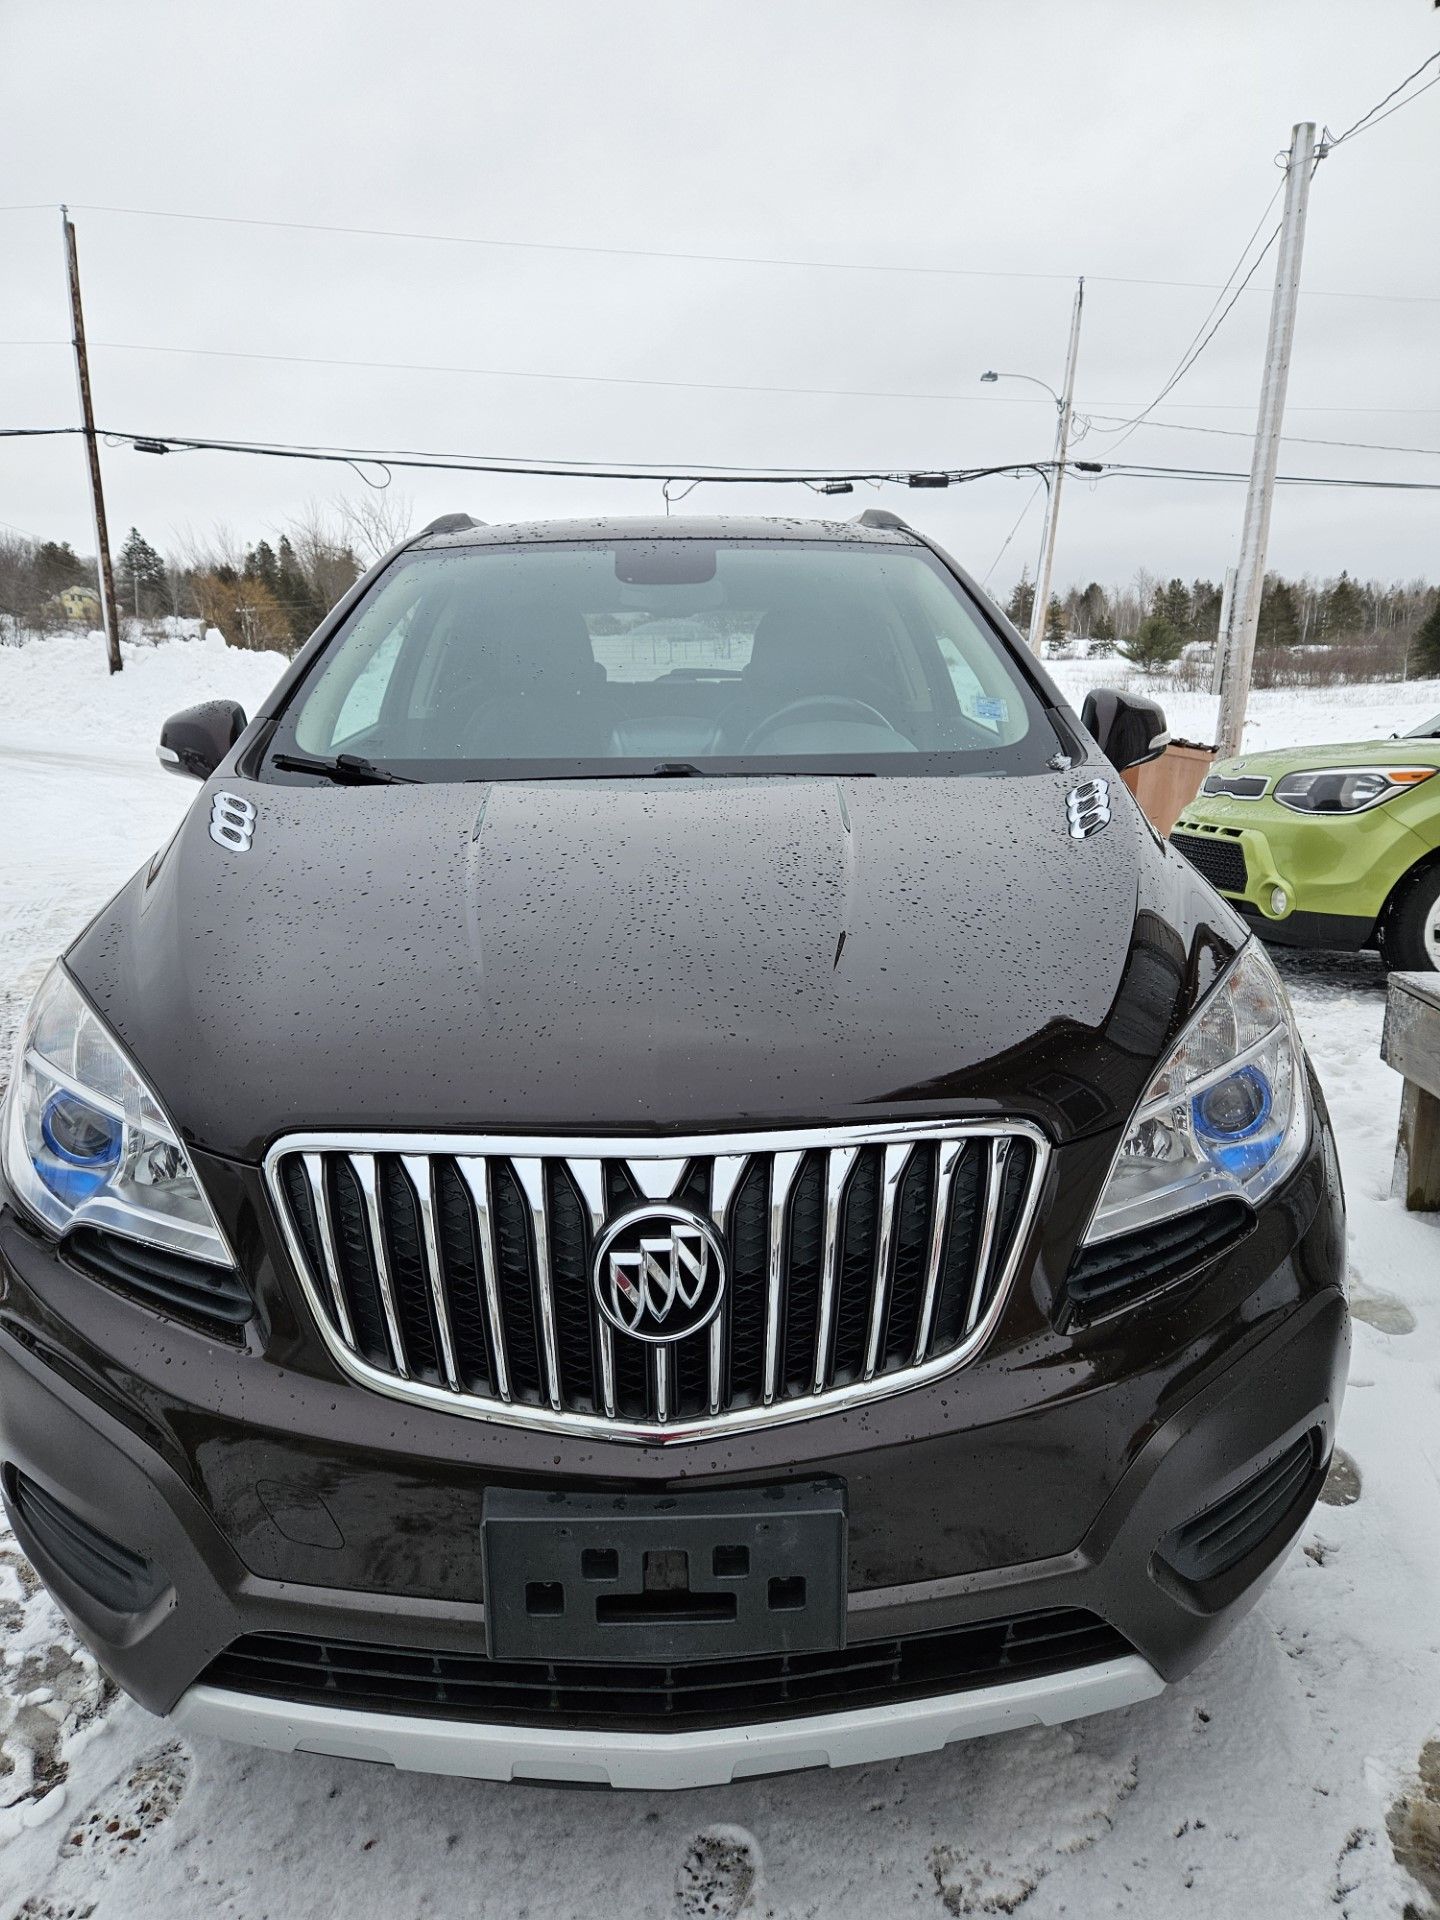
[284,500,363,611]
[336,489,415,564]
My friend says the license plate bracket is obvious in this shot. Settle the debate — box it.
[482,1480,847,1664]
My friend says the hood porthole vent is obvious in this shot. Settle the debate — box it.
[209,792,257,854]
[1066,779,1112,840]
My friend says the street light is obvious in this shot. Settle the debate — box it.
[978,277,1085,655]
[980,370,1061,409]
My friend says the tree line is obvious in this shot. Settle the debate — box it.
[0,494,413,654]
[1002,565,1440,681]
[3,513,1437,680]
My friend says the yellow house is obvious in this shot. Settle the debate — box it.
[57,585,101,622]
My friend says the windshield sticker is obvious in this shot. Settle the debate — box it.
[970,695,1009,723]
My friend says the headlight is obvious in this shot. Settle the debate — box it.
[1,966,231,1265]
[1082,943,1308,1245]
[1273,765,1434,814]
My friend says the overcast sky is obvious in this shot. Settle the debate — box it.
[3,0,1438,596]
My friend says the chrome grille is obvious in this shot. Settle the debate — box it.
[267,1123,1048,1443]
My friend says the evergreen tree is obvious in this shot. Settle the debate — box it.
[1256,576,1300,652]
[1044,593,1066,645]
[245,540,280,593]
[1005,568,1035,632]
[1322,569,1365,642]
[117,528,167,616]
[1413,600,1440,678]
[1076,581,1108,636]
[1089,601,1116,657]
[1119,613,1183,673]
[1155,578,1192,638]
[1190,579,1223,642]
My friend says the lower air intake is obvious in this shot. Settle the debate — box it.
[1158,1431,1321,1586]
[202,1607,1129,1733]
[7,1470,166,1614]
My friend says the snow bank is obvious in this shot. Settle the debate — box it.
[0,629,288,759]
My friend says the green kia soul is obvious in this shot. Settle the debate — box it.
[1172,709,1440,971]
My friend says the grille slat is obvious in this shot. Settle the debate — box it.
[205,1606,1125,1731]
[271,1126,1046,1440]
[864,1144,913,1381]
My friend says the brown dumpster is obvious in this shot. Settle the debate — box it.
[1122,739,1216,837]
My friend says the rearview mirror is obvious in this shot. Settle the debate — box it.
[1080,687,1169,774]
[157,700,248,781]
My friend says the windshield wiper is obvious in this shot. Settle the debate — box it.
[271,751,417,786]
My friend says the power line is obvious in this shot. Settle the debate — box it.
[1325,48,1440,147]
[17,199,1433,305]
[980,478,1047,586]
[1091,185,1285,451]
[0,335,1132,410]
[1086,412,1440,458]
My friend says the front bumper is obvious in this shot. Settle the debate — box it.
[1171,796,1428,947]
[172,1655,1163,1790]
[0,1112,1348,1784]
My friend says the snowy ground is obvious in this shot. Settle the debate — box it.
[0,631,1438,1917]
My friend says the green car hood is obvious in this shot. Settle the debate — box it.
[1214,737,1440,781]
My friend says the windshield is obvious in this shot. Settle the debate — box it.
[1406,711,1440,739]
[277,538,1057,780]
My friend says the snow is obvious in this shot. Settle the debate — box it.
[1048,654,1440,756]
[1,630,1438,1917]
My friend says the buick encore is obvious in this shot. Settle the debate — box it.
[0,512,1349,1788]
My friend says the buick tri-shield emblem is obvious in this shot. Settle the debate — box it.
[591,1204,728,1344]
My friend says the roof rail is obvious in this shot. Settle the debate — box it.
[417,512,484,537]
[852,508,913,533]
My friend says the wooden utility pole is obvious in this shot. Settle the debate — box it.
[1215,124,1318,756]
[61,206,122,674]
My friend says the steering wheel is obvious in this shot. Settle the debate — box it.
[740,696,900,754]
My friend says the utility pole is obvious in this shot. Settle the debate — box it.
[61,207,122,674]
[1215,123,1318,757]
[1028,276,1084,655]
[1209,564,1237,694]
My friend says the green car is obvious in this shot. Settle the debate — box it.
[1171,709,1440,971]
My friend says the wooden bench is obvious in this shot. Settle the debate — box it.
[1381,972,1440,1211]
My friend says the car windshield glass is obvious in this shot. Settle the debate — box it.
[1405,710,1440,739]
[277,538,1057,780]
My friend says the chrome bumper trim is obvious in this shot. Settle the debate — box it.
[170,1654,1163,1791]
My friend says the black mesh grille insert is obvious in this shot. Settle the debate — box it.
[273,1130,1044,1435]
[1171,831,1247,895]
[203,1606,1128,1732]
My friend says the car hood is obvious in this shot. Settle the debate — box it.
[1214,737,1440,780]
[67,769,1239,1160]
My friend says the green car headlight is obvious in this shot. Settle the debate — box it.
[1273,766,1434,814]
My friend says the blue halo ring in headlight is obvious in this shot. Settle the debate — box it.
[39,1090,123,1171]
[1192,1065,1279,1177]
[1193,1065,1272,1142]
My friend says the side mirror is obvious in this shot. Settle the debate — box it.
[1080,687,1170,774]
[157,700,248,781]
